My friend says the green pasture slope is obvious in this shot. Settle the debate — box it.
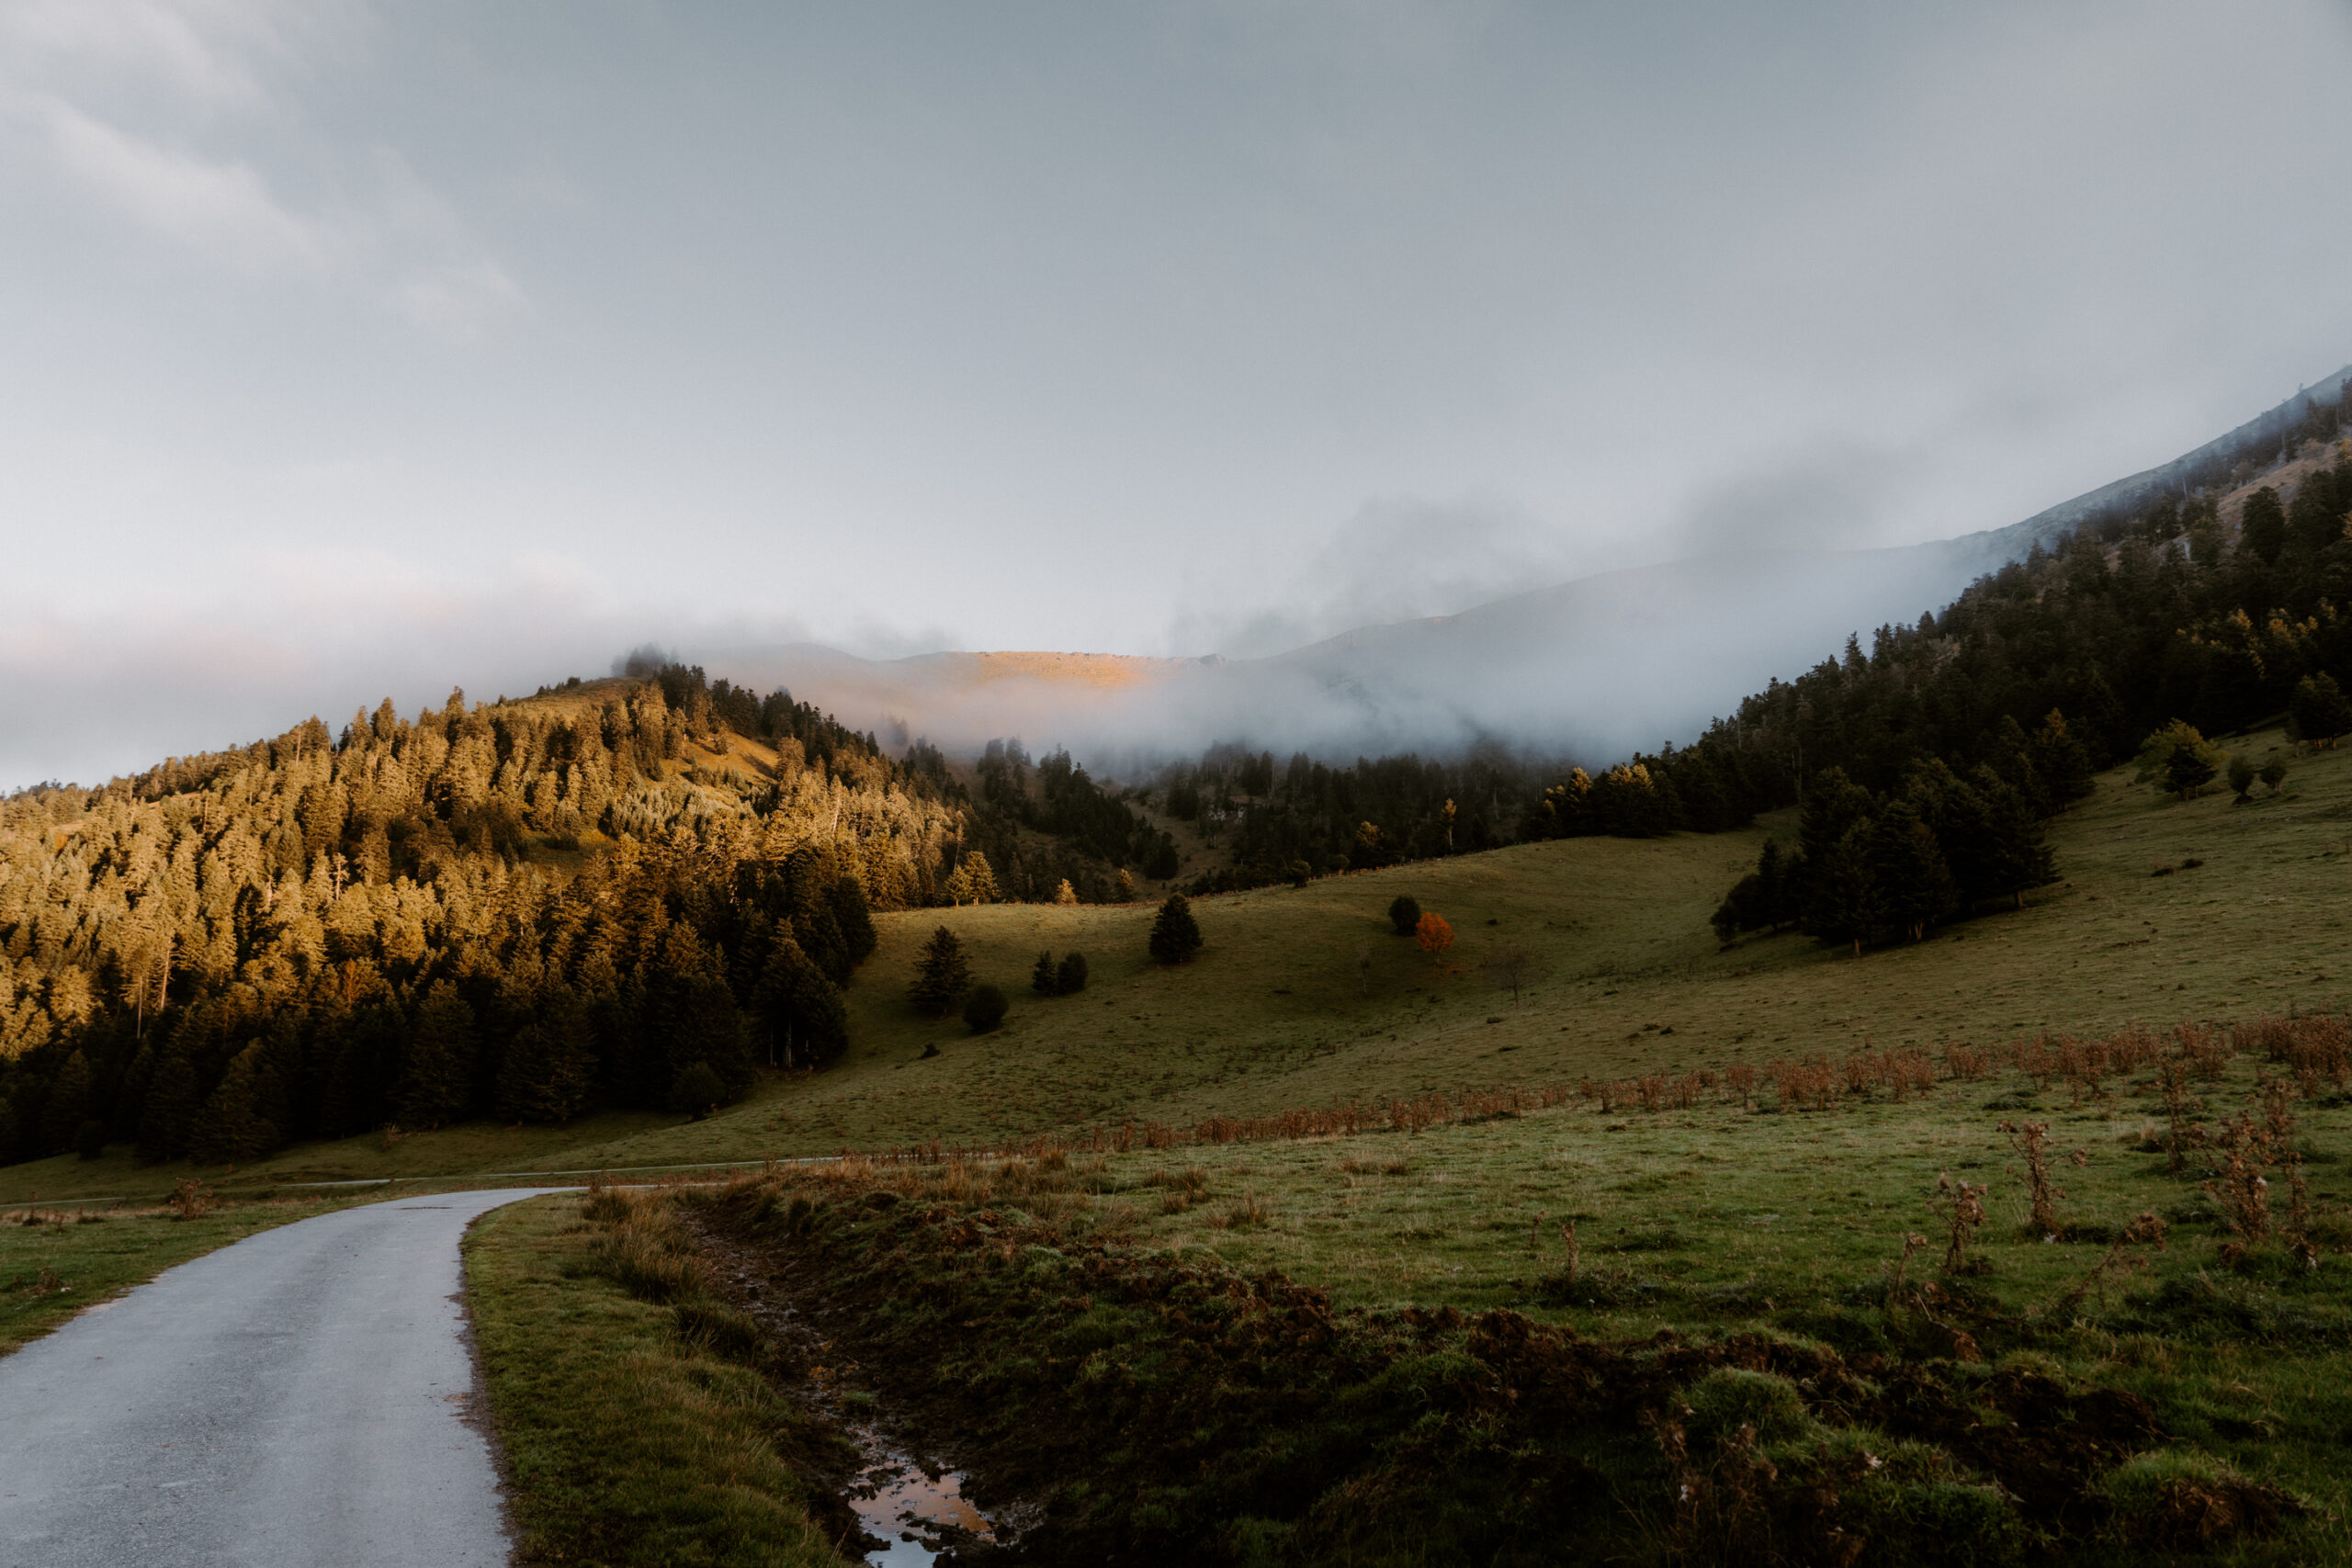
[6,723,2345,1200]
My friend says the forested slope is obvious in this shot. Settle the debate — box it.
[0,673,963,1166]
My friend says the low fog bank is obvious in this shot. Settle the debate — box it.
[708,368,2352,779]
[708,533,2013,780]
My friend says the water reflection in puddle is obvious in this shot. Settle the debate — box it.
[701,1245,1011,1567]
[850,1437,993,1566]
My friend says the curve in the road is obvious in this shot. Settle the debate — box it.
[0,1188,565,1568]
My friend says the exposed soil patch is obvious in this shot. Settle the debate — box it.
[684,1172,2301,1566]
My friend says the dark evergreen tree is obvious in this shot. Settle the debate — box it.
[1868,800,1956,942]
[396,981,477,1129]
[2239,486,2286,564]
[2287,476,2346,556]
[2290,671,2352,744]
[1032,951,1059,995]
[1055,952,1089,995]
[2030,712,2095,805]
[910,926,973,1016]
[1967,766,2056,908]
[1804,827,1882,958]
[1388,895,1422,936]
[494,989,595,1124]
[752,934,849,1067]
[38,1049,93,1156]
[1148,894,1203,964]
[827,874,878,966]
[663,970,754,1093]
[188,1043,278,1165]
[1143,834,1182,880]
[137,1049,198,1162]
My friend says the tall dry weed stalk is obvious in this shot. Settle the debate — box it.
[2202,1113,2274,1262]
[1943,1043,1992,1081]
[2052,1211,2168,1317]
[2000,1121,2064,1237]
[1932,1172,1988,1271]
[168,1179,213,1222]
[2176,1021,2231,1082]
[1884,1231,1929,1308]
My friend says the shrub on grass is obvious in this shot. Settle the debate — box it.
[1415,911,1454,965]
[963,984,1009,1033]
[668,1061,728,1119]
[1032,951,1059,994]
[2135,720,2225,800]
[1056,952,1089,994]
[1387,895,1420,935]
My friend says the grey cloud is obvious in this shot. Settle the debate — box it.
[1675,443,1913,558]
[1169,496,1583,659]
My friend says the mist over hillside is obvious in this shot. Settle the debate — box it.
[708,363,2352,771]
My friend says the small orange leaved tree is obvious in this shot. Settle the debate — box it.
[1415,911,1454,966]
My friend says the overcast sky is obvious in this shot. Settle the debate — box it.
[6,0,2352,785]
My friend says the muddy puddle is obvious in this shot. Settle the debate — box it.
[687,1216,1018,1564]
[844,1430,995,1564]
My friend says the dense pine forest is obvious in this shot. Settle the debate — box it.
[0,673,967,1166]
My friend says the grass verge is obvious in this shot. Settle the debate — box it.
[463,1190,856,1568]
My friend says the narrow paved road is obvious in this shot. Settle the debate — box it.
[0,1188,562,1568]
